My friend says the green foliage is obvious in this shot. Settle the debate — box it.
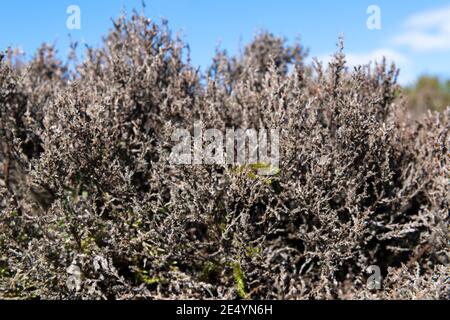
[405,75,450,113]
[231,262,248,299]
[200,261,223,283]
[231,162,279,185]
[135,269,161,286]
[0,267,11,278]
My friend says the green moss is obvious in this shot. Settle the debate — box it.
[245,245,261,257]
[143,243,165,257]
[135,269,161,286]
[231,162,280,185]
[231,262,248,299]
[132,218,143,229]
[57,219,66,228]
[158,206,168,214]
[251,162,280,175]
[0,267,11,278]
[250,162,270,170]
[219,222,227,234]
[200,261,222,283]
[80,236,96,253]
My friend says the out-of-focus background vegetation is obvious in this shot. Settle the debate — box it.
[405,76,450,115]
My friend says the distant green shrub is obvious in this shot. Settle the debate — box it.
[405,76,450,114]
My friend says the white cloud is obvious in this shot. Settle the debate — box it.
[393,5,450,52]
[403,6,450,31]
[314,49,413,85]
[316,48,409,69]
[344,49,409,67]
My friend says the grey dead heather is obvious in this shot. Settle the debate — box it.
[0,12,448,299]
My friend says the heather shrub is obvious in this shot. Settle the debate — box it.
[0,12,448,300]
[405,76,450,115]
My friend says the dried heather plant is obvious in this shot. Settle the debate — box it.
[0,12,448,300]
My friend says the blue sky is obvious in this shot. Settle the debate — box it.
[1,0,450,85]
